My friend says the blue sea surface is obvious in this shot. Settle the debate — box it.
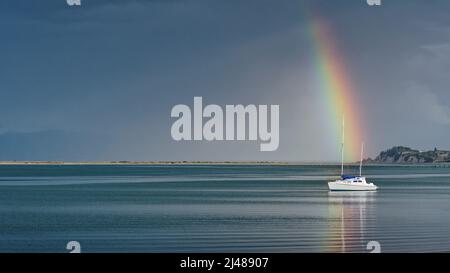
[0,164,450,253]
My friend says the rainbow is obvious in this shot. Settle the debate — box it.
[309,17,366,162]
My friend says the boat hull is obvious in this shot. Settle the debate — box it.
[328,181,377,191]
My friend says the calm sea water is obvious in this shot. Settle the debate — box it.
[0,164,450,253]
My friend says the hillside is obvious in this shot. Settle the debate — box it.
[366,146,450,164]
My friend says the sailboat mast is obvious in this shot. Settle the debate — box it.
[360,142,364,177]
[341,115,345,176]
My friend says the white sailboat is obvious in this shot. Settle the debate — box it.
[328,117,377,191]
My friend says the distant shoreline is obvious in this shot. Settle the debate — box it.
[2,147,449,167]
[0,161,449,167]
[0,161,335,166]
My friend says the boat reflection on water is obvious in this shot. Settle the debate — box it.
[327,191,377,253]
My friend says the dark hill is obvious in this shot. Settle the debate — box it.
[366,146,450,164]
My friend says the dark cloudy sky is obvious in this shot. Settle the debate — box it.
[1,0,449,162]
